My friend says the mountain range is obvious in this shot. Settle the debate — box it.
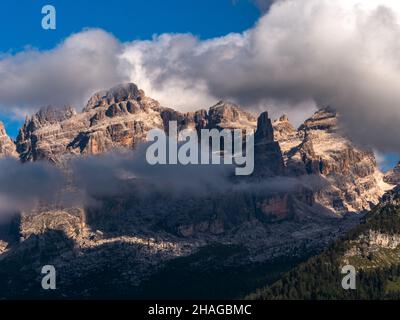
[0,83,398,299]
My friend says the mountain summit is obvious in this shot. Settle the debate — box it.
[273,107,392,214]
[385,162,400,186]
[0,122,17,158]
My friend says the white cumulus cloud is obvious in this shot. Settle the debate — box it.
[122,0,400,151]
[0,29,129,115]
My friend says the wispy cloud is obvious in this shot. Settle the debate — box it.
[0,144,328,217]
[0,158,66,217]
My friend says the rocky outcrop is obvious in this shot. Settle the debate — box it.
[384,162,400,186]
[342,230,400,269]
[16,106,79,162]
[273,107,390,214]
[16,84,167,162]
[15,86,257,164]
[273,114,297,141]
[254,112,285,177]
[361,230,400,250]
[0,122,17,158]
[206,101,257,131]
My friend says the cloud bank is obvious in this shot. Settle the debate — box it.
[70,147,324,203]
[0,149,325,217]
[0,29,128,115]
[1,0,400,152]
[123,0,400,151]
[0,158,66,217]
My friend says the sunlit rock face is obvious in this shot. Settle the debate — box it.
[16,84,165,162]
[384,162,400,186]
[0,122,17,158]
[273,107,391,214]
[15,85,259,164]
[206,101,257,131]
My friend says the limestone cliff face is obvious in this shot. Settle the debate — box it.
[205,101,257,131]
[343,230,400,266]
[16,84,166,162]
[254,112,285,177]
[272,114,297,142]
[384,162,400,186]
[16,106,78,162]
[0,122,17,158]
[273,107,390,214]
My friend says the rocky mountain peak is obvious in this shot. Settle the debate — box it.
[255,112,274,142]
[384,162,400,186]
[300,106,338,132]
[207,101,257,131]
[273,114,296,141]
[0,122,17,158]
[84,83,147,111]
[106,83,142,101]
[16,83,166,162]
[19,106,77,136]
[279,114,289,122]
[273,106,389,214]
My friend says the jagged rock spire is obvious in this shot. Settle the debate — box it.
[255,112,275,142]
[254,112,285,177]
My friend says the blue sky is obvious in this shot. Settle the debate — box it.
[0,0,263,138]
[0,0,262,52]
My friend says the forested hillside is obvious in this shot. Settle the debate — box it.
[248,190,400,300]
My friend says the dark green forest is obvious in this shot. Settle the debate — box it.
[247,202,400,300]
